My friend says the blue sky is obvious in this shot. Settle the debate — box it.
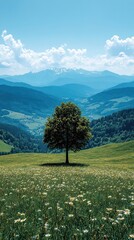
[0,0,134,75]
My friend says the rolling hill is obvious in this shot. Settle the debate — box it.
[0,140,133,168]
[0,78,95,99]
[37,84,95,98]
[0,85,60,114]
[0,78,32,88]
[79,87,134,118]
[111,81,134,89]
[0,85,61,133]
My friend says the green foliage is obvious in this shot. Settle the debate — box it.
[44,102,92,162]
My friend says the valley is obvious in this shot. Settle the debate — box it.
[0,69,134,154]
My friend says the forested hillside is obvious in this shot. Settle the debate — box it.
[0,123,45,154]
[87,109,134,148]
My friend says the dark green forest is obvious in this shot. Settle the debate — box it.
[87,108,134,148]
[0,123,45,154]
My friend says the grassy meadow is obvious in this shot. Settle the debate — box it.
[0,140,12,153]
[0,141,134,239]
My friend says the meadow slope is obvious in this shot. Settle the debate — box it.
[0,140,133,169]
[0,141,134,239]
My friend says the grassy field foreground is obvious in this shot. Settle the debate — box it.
[0,141,134,239]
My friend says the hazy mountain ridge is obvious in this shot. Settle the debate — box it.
[4,69,134,90]
[0,78,32,88]
[110,81,134,89]
[0,78,95,98]
[35,84,95,99]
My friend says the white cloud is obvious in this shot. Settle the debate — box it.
[105,35,134,56]
[67,48,87,55]
[0,30,134,75]
[2,30,23,50]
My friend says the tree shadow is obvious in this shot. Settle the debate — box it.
[39,162,88,167]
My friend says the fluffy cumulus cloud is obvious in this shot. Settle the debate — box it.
[105,35,134,56]
[104,35,134,74]
[0,30,134,75]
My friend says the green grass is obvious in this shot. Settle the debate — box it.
[0,140,12,153]
[0,141,134,239]
[0,141,133,169]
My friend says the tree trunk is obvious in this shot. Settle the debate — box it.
[66,145,69,164]
[65,128,69,164]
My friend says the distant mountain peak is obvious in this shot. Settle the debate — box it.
[2,68,134,89]
[50,67,69,74]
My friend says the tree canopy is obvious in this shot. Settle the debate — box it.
[44,102,92,164]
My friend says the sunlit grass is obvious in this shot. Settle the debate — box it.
[0,140,12,153]
[0,141,134,239]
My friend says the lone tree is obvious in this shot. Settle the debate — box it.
[44,102,92,164]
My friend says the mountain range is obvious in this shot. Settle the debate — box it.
[0,69,134,135]
[4,69,134,90]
